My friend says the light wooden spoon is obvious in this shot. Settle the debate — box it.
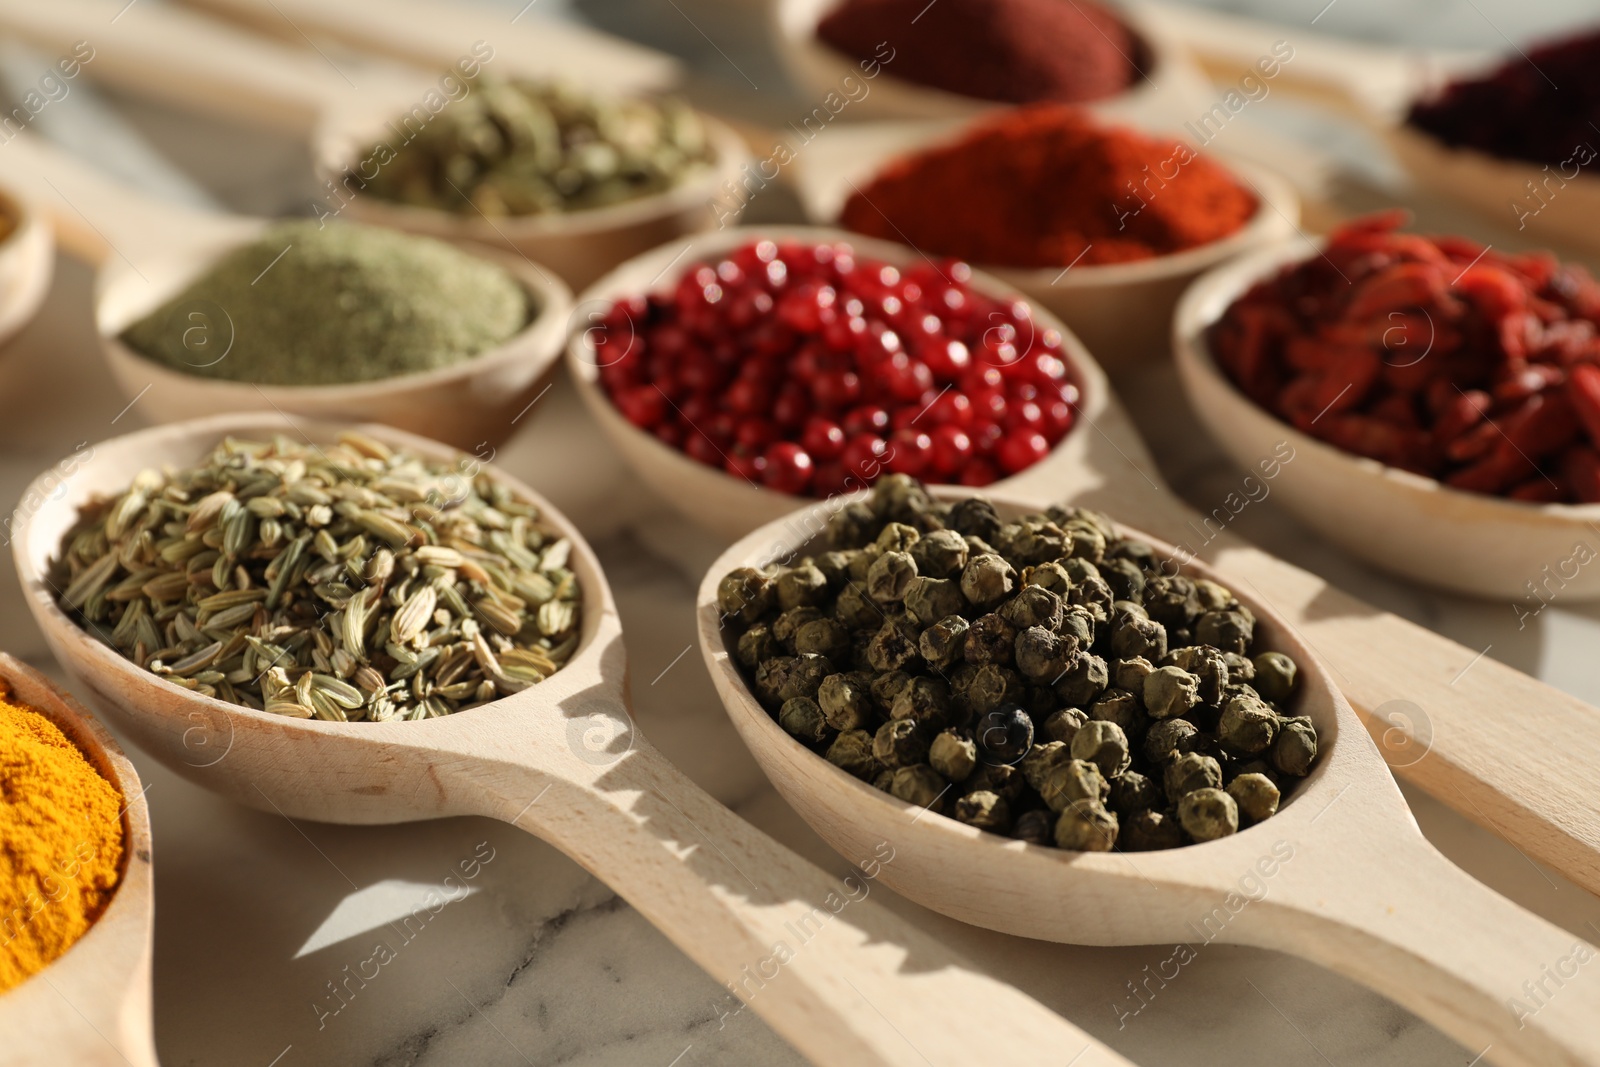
[699,489,1600,1067]
[0,654,156,1067]
[781,118,1301,369]
[1174,237,1600,600]
[0,131,572,451]
[0,184,56,354]
[566,225,1600,911]
[0,0,752,290]
[11,412,1138,1067]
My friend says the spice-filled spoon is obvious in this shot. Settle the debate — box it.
[566,225,1600,910]
[13,412,1136,1067]
[0,132,571,451]
[771,0,1214,127]
[0,654,156,1067]
[781,116,1300,369]
[0,0,752,290]
[700,488,1600,1067]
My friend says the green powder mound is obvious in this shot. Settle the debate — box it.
[121,220,530,386]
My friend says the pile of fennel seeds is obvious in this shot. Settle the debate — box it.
[49,432,581,721]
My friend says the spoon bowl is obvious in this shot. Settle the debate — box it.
[567,225,1109,542]
[11,411,1140,1067]
[0,655,156,1067]
[1173,237,1600,600]
[699,487,1600,1067]
[782,119,1300,368]
[4,133,572,452]
[0,185,55,352]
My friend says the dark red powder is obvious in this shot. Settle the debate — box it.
[838,106,1258,268]
[1407,28,1600,166]
[816,0,1142,105]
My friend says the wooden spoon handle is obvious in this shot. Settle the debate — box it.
[0,0,365,134]
[1253,840,1600,1067]
[449,741,1131,1067]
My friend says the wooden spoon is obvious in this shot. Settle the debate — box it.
[0,131,572,451]
[566,224,1600,905]
[0,184,56,354]
[699,490,1600,1067]
[0,654,156,1067]
[11,412,1138,1067]
[780,118,1301,369]
[0,0,752,290]
[1175,237,1600,600]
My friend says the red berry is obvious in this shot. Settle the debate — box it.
[930,425,972,475]
[960,459,999,486]
[684,429,724,466]
[725,448,767,483]
[735,419,777,451]
[922,390,973,427]
[812,370,862,411]
[761,443,814,495]
[840,433,890,482]
[615,385,666,430]
[997,430,1050,474]
[887,429,934,477]
[725,378,770,416]
[843,405,891,436]
[800,416,846,461]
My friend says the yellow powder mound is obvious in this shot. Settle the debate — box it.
[0,692,125,992]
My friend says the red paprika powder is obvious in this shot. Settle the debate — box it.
[838,106,1258,268]
[1211,212,1600,503]
[817,0,1142,105]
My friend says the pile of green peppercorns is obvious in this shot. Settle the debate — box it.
[716,475,1320,852]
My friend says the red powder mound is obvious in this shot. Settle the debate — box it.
[817,0,1142,104]
[839,106,1258,268]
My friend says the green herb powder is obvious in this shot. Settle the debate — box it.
[121,220,529,386]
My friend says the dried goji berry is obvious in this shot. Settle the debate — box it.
[1566,362,1600,448]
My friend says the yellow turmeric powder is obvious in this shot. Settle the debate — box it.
[0,685,125,993]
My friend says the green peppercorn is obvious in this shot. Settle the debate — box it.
[1166,645,1228,705]
[998,585,1065,632]
[866,551,918,605]
[831,582,880,630]
[812,550,854,589]
[918,614,970,669]
[975,703,1034,765]
[1144,717,1200,764]
[1070,719,1131,778]
[948,497,1002,541]
[866,616,921,672]
[1055,799,1119,851]
[953,789,1011,832]
[873,520,920,554]
[1196,609,1253,655]
[1099,556,1146,601]
[736,624,779,668]
[1023,560,1073,598]
[1120,809,1183,851]
[1089,687,1146,736]
[1193,578,1237,613]
[1014,625,1070,683]
[961,553,1015,607]
[1040,758,1108,812]
[1273,715,1318,776]
[826,728,880,780]
[1252,651,1299,703]
[909,528,968,578]
[889,764,947,809]
[965,664,1023,716]
[827,501,876,549]
[1223,651,1255,684]
[872,768,895,791]
[1111,656,1156,693]
[873,718,930,769]
[718,567,773,624]
[1058,606,1096,650]
[1143,575,1201,629]
[870,669,913,711]
[964,613,1016,666]
[1108,537,1158,572]
[965,760,1025,802]
[1042,706,1087,745]
[818,672,874,731]
[1228,772,1280,823]
[779,697,828,743]
[1111,612,1167,660]
[1108,770,1162,814]
[929,730,978,782]
[1020,741,1072,790]
[772,606,824,651]
[1164,752,1223,803]
[1070,573,1114,624]
[1143,665,1200,720]
[776,564,828,611]
[1218,691,1279,754]
[794,617,851,659]
[1053,650,1109,706]
[1178,788,1238,841]
[847,544,881,582]
[903,576,965,625]
[1012,808,1053,845]
[891,676,952,727]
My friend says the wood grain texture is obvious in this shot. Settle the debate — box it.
[12,414,1134,1067]
[0,655,157,1067]
[702,493,1600,1067]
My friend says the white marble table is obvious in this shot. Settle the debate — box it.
[4,2,1600,1064]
